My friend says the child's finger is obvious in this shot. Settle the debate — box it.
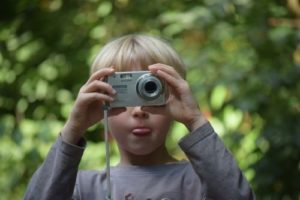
[148,63,182,79]
[81,80,116,96]
[77,92,114,106]
[156,69,188,92]
[86,67,115,85]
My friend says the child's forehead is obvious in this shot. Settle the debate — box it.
[115,60,153,72]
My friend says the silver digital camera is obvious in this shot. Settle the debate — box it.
[106,71,166,108]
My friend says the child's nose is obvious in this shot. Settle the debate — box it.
[131,106,149,118]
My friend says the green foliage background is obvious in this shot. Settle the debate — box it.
[0,0,299,199]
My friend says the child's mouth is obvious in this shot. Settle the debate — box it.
[131,127,152,136]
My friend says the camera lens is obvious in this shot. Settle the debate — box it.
[136,74,163,100]
[144,81,157,94]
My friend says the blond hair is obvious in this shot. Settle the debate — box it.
[91,34,186,78]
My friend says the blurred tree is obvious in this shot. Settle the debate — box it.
[0,0,299,199]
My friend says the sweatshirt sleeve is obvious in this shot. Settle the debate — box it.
[23,135,85,200]
[179,122,255,200]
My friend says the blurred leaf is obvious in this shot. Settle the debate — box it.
[210,84,227,110]
[223,105,243,131]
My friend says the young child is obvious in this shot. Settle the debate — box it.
[24,34,255,200]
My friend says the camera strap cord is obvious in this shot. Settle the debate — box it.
[103,103,112,200]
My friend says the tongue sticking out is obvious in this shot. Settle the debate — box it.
[132,128,151,136]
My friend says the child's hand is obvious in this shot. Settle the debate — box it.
[61,68,125,144]
[146,64,207,132]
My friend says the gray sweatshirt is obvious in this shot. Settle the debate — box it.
[24,122,255,200]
